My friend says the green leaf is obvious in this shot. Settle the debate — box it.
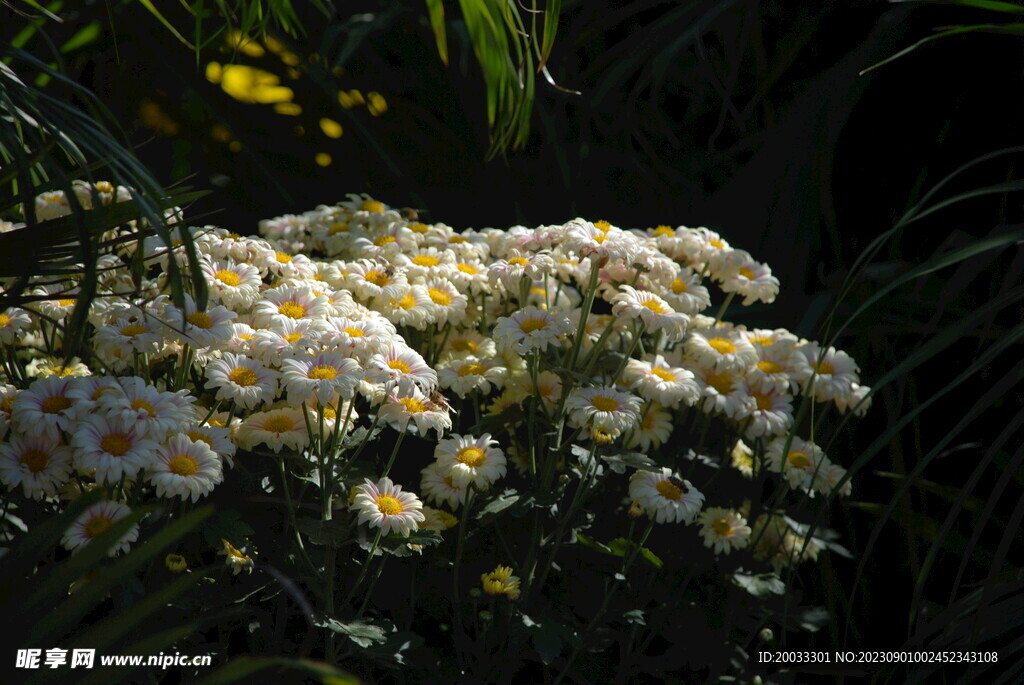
[732,571,785,597]
[200,509,256,547]
[315,617,387,648]
[425,0,449,65]
[138,0,195,50]
[861,23,1024,75]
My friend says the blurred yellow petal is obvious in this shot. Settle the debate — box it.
[319,118,343,138]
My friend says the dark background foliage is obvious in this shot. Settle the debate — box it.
[5,0,1024,680]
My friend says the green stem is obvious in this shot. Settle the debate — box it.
[715,292,737,324]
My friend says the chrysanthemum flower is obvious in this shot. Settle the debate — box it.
[237,407,310,453]
[420,461,468,509]
[183,421,238,467]
[97,377,195,438]
[624,403,673,451]
[487,249,554,291]
[685,327,758,372]
[94,317,161,364]
[365,342,437,394]
[266,249,316,280]
[378,388,452,437]
[321,315,394,358]
[280,350,363,404]
[743,380,794,438]
[693,366,752,419]
[164,294,237,349]
[351,476,426,537]
[201,258,262,308]
[493,306,573,355]
[440,329,497,359]
[793,344,860,403]
[436,355,507,398]
[11,375,79,441]
[205,353,279,409]
[219,538,255,574]
[766,436,828,494]
[0,307,32,344]
[25,356,90,379]
[731,439,755,478]
[611,285,689,341]
[71,414,160,485]
[62,500,139,556]
[433,433,507,489]
[566,386,641,433]
[344,259,410,302]
[423,277,468,325]
[252,286,330,328]
[561,219,642,263]
[698,507,752,554]
[378,285,435,329]
[250,318,327,363]
[148,434,224,502]
[660,268,711,316]
[0,432,73,499]
[623,355,700,408]
[481,565,521,600]
[628,467,705,524]
[718,255,780,305]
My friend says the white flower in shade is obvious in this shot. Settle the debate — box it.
[303,396,358,438]
[693,366,751,419]
[0,307,32,344]
[817,462,853,497]
[0,432,73,499]
[378,285,435,329]
[419,461,468,509]
[351,477,425,537]
[437,355,507,398]
[62,500,139,556]
[205,353,279,409]
[280,350,363,403]
[628,467,705,524]
[623,355,700,408]
[698,507,752,554]
[487,249,554,291]
[164,294,237,348]
[93,317,162,361]
[440,329,497,359]
[661,269,711,316]
[219,538,255,574]
[34,189,71,220]
[183,421,238,467]
[25,356,90,379]
[624,403,673,451]
[365,342,438,394]
[565,386,641,433]
[743,380,794,438]
[793,344,860,403]
[11,375,78,441]
[731,439,755,478]
[719,256,780,305]
[685,327,758,372]
[30,283,80,320]
[97,377,194,438]
[433,433,506,489]
[71,414,160,485]
[237,407,310,453]
[0,384,18,438]
[611,285,689,341]
[423,277,468,325]
[148,434,224,502]
[493,306,573,355]
[252,286,330,327]
[250,318,326,363]
[378,388,452,437]
[201,259,262,308]
[746,337,800,393]
[766,436,828,493]
[834,383,872,417]
[481,565,521,600]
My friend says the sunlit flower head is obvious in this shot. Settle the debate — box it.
[237,407,310,453]
[378,388,452,437]
[566,386,641,433]
[611,285,689,341]
[433,433,506,489]
[147,434,224,502]
[493,306,573,355]
[205,353,279,410]
[280,350,363,404]
[351,476,425,537]
[628,467,705,524]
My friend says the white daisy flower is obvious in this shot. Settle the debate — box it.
[565,386,642,433]
[365,342,438,394]
[266,250,316,280]
[623,355,700,408]
[628,467,705,524]
[71,414,160,485]
[624,403,673,451]
[661,268,712,316]
[0,432,73,499]
[685,327,759,372]
[237,407,310,453]
[148,434,224,502]
[351,477,426,537]
[436,355,507,398]
[250,318,327,363]
[62,500,139,556]
[692,366,751,419]
[439,329,497,359]
[163,294,237,349]
[201,259,263,308]
[280,350,363,404]
[97,377,195,438]
[11,375,78,441]
[719,256,780,305]
[0,307,32,344]
[744,379,794,438]
[205,353,279,410]
[561,219,642,263]
[610,285,689,340]
[766,436,828,493]
[0,384,18,439]
[419,461,468,510]
[487,249,555,291]
[252,286,330,328]
[493,306,573,355]
[378,285,436,329]
[731,438,755,478]
[34,189,72,220]
[698,507,752,554]
[344,260,410,302]
[423,277,468,325]
[25,356,90,379]
[320,315,393,358]
[378,388,452,437]
[433,433,506,489]
[834,383,872,417]
[397,247,457,281]
[793,344,860,403]
[183,422,237,467]
[817,462,853,497]
[93,317,162,362]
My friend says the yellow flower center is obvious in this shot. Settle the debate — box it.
[0,314,8,326]
[41,395,72,414]
[457,446,486,467]
[739,266,754,280]
[670,278,688,294]
[132,398,155,415]
[96,181,114,193]
[651,366,675,382]
[753,393,773,411]
[101,433,132,456]
[58,298,77,307]
[707,337,736,355]
[361,200,384,213]
[188,431,215,448]
[375,494,402,515]
[278,302,306,319]
[709,238,725,249]
[398,293,416,310]
[374,236,396,246]
[656,480,683,501]
[449,235,467,243]
[749,336,774,347]
[409,222,429,233]
[120,323,147,336]
[816,361,835,376]
[641,298,666,314]
[308,365,338,380]
[787,451,811,469]
[757,360,783,374]
[187,312,213,329]
[329,222,349,235]
[712,519,733,536]
[451,339,477,353]
[399,397,427,413]
[365,269,389,287]
[228,367,258,386]
[19,448,49,473]
[0,396,14,413]
[705,371,734,394]
[275,251,293,264]
[343,327,365,337]
[590,395,620,412]
[457,263,478,275]
[284,332,303,343]
[412,254,440,267]
[508,257,529,266]
[594,220,611,232]
[388,359,412,373]
[428,288,452,306]
[168,455,200,476]
[215,269,241,286]
[83,516,113,539]
[653,225,674,237]
[51,366,75,377]
[458,363,485,377]
[262,415,296,433]
[518,318,547,334]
